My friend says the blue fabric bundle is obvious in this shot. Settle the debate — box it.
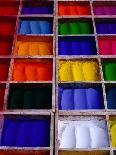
[58,37,97,55]
[19,20,52,34]
[59,87,103,110]
[96,22,116,34]
[107,88,116,109]
[0,116,50,147]
[22,6,52,14]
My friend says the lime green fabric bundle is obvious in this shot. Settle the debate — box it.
[59,21,93,35]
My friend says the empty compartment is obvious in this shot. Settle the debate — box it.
[18,17,53,34]
[59,150,110,155]
[58,59,101,81]
[0,59,10,81]
[98,36,116,55]
[95,19,116,34]
[58,1,91,16]
[105,84,116,109]
[0,115,51,147]
[58,36,97,55]
[0,84,6,110]
[0,17,16,35]
[0,150,50,155]
[0,1,19,15]
[21,1,53,14]
[58,116,109,149]
[14,35,53,56]
[109,116,116,147]
[7,83,52,110]
[93,1,116,15]
[12,59,53,81]
[58,83,104,110]
[102,59,116,81]
[0,36,13,55]
[58,18,94,35]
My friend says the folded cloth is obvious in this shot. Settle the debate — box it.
[33,6,51,14]
[98,40,111,55]
[111,123,116,147]
[60,125,76,148]
[61,89,74,110]
[90,126,109,148]
[8,91,23,109]
[1,117,19,146]
[19,21,31,34]
[22,7,32,14]
[25,64,37,81]
[0,88,5,110]
[108,24,116,34]
[30,119,50,147]
[83,61,100,81]
[74,89,87,109]
[39,21,51,34]
[18,43,29,55]
[107,88,116,109]
[81,41,93,55]
[58,5,68,15]
[59,23,70,35]
[103,7,112,15]
[58,87,64,109]
[77,6,91,15]
[69,22,81,34]
[30,21,41,34]
[103,63,116,81]
[96,23,109,34]
[79,22,92,34]
[86,88,103,109]
[0,64,9,81]
[59,41,72,55]
[13,63,25,81]
[15,121,31,147]
[71,42,82,55]
[111,41,116,55]
[23,91,34,109]
[75,126,91,148]
[35,90,52,109]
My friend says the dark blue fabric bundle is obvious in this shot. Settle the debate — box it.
[96,23,116,34]
[108,24,116,34]
[30,119,50,147]
[1,117,19,146]
[61,89,74,110]
[59,41,72,55]
[107,88,116,109]
[22,6,52,14]
[80,41,93,55]
[71,42,82,55]
[15,121,31,147]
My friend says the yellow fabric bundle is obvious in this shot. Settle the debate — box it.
[110,120,116,147]
[58,60,100,81]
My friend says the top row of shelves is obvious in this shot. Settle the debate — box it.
[1,1,116,16]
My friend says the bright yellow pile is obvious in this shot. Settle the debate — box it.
[15,41,52,55]
[58,60,100,81]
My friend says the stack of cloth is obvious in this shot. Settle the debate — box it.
[93,6,116,15]
[58,87,103,110]
[58,119,109,148]
[58,60,100,81]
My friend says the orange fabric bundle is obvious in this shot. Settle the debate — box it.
[12,61,52,81]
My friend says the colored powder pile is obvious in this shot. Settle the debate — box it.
[102,62,116,81]
[58,60,100,81]
[98,38,116,55]
[19,20,52,34]
[107,88,116,109]
[22,6,53,14]
[15,41,52,55]
[58,119,109,148]
[12,60,53,81]
[1,116,50,147]
[96,22,116,34]
[0,21,15,35]
[59,37,97,55]
[109,120,116,147]
[8,86,52,109]
[59,21,93,35]
[93,6,116,15]
[58,87,103,110]
[58,3,91,15]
